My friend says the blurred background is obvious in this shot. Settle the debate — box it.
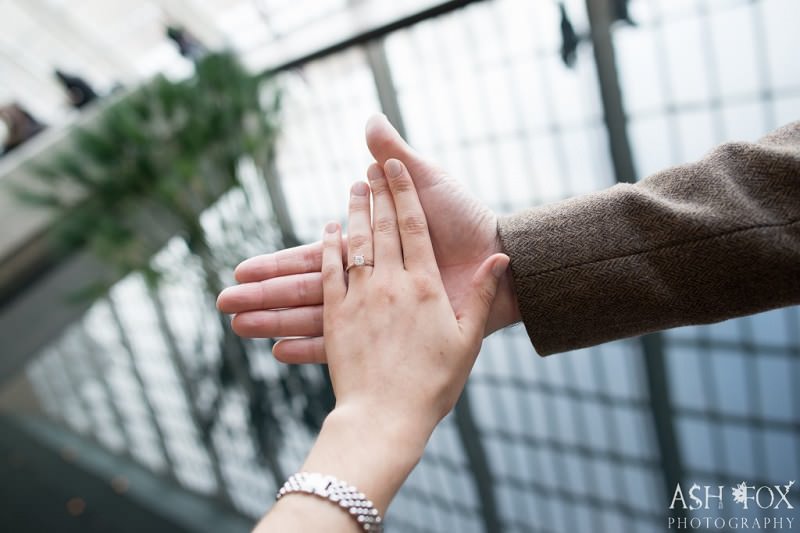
[0,0,798,532]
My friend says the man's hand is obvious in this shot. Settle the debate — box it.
[217,114,520,363]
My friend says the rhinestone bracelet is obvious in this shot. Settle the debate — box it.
[276,472,384,532]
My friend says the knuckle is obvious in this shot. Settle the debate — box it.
[400,214,428,235]
[322,236,339,250]
[370,179,389,195]
[303,246,320,271]
[259,281,269,307]
[349,199,370,212]
[374,216,397,235]
[375,282,398,304]
[321,264,340,283]
[297,275,309,302]
[311,307,323,330]
[411,273,438,300]
[388,174,413,193]
[348,234,370,250]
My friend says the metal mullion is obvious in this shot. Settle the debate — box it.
[751,0,778,129]
[586,2,687,527]
[488,426,659,470]
[405,434,462,527]
[734,319,769,477]
[473,373,649,410]
[688,468,794,493]
[499,331,554,527]
[404,21,466,159]
[650,0,685,165]
[395,479,430,530]
[694,330,733,523]
[63,333,111,434]
[362,38,407,137]
[304,56,355,228]
[374,24,502,531]
[525,5,582,198]
[528,356,579,533]
[50,342,156,472]
[146,286,235,505]
[459,4,514,213]
[106,296,177,479]
[75,322,134,455]
[452,388,502,533]
[276,82,331,238]
[787,307,800,476]
[466,363,526,526]
[489,6,547,209]
[588,345,636,520]
[264,0,492,74]
[672,407,800,433]
[499,471,663,523]
[29,358,66,423]
[667,337,800,358]
[555,355,602,523]
[401,480,478,515]
[415,452,456,531]
[51,345,98,436]
[695,1,728,142]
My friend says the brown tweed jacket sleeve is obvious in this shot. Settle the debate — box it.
[497,121,800,356]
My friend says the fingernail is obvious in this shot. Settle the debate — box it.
[492,257,508,278]
[366,164,383,182]
[325,221,339,234]
[385,159,402,178]
[351,181,369,196]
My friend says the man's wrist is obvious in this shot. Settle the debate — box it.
[487,221,522,334]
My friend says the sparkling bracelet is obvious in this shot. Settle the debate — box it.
[276,472,384,532]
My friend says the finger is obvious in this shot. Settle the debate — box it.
[365,114,434,186]
[272,337,326,365]
[366,163,402,270]
[383,158,436,271]
[346,181,374,285]
[234,242,322,283]
[217,272,322,313]
[457,254,510,343]
[321,221,346,306]
[233,238,348,283]
[231,306,323,338]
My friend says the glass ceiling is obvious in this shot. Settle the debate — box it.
[0,0,446,124]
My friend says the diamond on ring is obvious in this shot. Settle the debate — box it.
[346,254,373,272]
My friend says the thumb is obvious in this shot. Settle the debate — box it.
[458,253,510,340]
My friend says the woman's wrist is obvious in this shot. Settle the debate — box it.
[299,404,431,516]
[255,405,431,532]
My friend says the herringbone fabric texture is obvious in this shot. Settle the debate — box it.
[498,121,800,355]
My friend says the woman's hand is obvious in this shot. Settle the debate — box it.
[315,158,509,431]
[253,159,507,532]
